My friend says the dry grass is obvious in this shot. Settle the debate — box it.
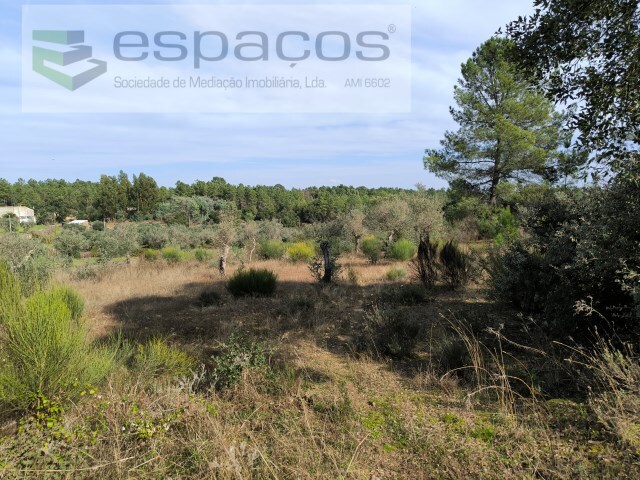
[340,256,411,285]
[0,257,637,478]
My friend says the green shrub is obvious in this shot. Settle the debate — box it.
[356,307,421,358]
[161,246,183,263]
[0,233,56,295]
[71,263,106,281]
[197,228,217,247]
[389,239,417,261]
[412,234,439,288]
[227,268,277,297]
[194,248,213,262]
[93,225,139,261]
[258,220,284,243]
[0,265,117,413]
[166,225,203,250]
[488,174,640,340]
[138,224,170,249]
[260,240,286,260]
[477,206,519,244]
[134,338,196,379]
[54,229,91,258]
[0,261,22,325]
[385,267,407,281]
[199,290,221,307]
[0,215,19,233]
[447,198,520,244]
[361,235,383,264]
[91,221,105,231]
[53,286,85,322]
[439,241,473,288]
[62,223,87,233]
[210,335,269,389]
[143,248,160,261]
[487,241,544,313]
[287,242,315,263]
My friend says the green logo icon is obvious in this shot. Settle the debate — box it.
[32,30,107,91]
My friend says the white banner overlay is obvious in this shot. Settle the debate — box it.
[22,5,412,113]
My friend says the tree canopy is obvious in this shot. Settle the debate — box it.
[506,0,640,169]
[424,38,571,204]
[0,173,435,226]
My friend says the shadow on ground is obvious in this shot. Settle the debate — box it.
[102,276,519,380]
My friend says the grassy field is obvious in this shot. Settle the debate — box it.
[1,255,638,479]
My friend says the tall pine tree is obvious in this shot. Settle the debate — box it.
[424,38,572,204]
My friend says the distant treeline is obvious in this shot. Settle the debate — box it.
[0,173,435,226]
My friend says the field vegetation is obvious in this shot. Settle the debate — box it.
[1,3,639,477]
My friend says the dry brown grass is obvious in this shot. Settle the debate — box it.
[55,256,430,341]
[0,257,636,479]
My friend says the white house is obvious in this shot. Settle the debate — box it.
[0,206,36,224]
[66,219,89,227]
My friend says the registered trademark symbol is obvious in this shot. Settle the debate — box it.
[388,24,396,34]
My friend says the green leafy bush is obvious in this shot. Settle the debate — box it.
[447,197,519,244]
[91,220,105,231]
[143,248,160,261]
[54,286,85,322]
[489,173,640,339]
[385,267,407,281]
[194,248,213,262]
[210,335,269,389]
[439,241,473,288]
[161,246,183,263]
[0,233,56,295]
[93,225,139,261]
[487,241,549,313]
[54,229,91,258]
[477,206,519,244]
[227,268,277,297]
[389,239,418,261]
[287,242,315,263]
[167,225,203,249]
[0,265,117,413]
[134,338,196,379]
[260,240,286,260]
[360,235,383,264]
[0,215,19,233]
[197,228,218,247]
[138,224,170,249]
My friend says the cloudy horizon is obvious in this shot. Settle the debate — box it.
[1,0,533,189]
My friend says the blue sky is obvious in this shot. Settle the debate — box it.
[1,0,533,189]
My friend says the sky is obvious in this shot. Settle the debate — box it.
[0,0,534,189]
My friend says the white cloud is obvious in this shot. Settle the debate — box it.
[0,0,534,188]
